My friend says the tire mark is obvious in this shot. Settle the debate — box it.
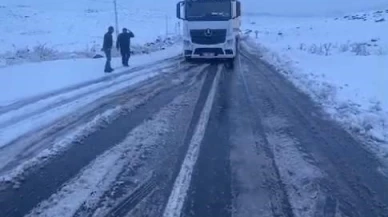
[72,64,215,217]
[0,63,180,129]
[240,44,388,217]
[105,172,161,217]
[182,64,232,217]
[0,64,198,178]
[0,64,208,217]
[237,52,295,217]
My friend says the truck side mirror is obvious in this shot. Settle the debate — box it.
[176,1,184,19]
[236,1,241,17]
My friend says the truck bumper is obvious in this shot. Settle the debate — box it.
[183,38,236,59]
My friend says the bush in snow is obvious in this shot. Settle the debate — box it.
[3,44,59,64]
[297,43,333,56]
[351,43,370,56]
[14,47,31,59]
[297,41,386,56]
[307,44,325,55]
[339,42,351,53]
[32,44,58,61]
[323,43,333,56]
[308,44,321,55]
[298,43,306,51]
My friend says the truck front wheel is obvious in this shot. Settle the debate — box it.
[185,56,192,62]
[225,58,235,69]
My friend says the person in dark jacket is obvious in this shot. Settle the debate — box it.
[116,28,135,67]
[102,26,114,73]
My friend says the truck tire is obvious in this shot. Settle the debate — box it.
[226,58,235,69]
[185,56,192,62]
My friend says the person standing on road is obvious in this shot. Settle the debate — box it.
[102,26,115,73]
[116,28,135,67]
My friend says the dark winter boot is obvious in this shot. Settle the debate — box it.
[105,68,114,73]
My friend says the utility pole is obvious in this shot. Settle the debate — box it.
[114,0,119,38]
[165,14,169,36]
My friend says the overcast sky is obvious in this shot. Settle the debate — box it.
[16,0,386,17]
[241,0,388,16]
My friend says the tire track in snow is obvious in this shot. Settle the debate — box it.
[0,63,199,181]
[0,63,210,217]
[182,65,232,217]
[240,42,388,217]
[234,52,296,217]
[263,116,324,217]
[104,173,160,217]
[0,85,156,184]
[25,109,170,217]
[0,61,183,149]
[239,51,333,217]
[92,65,213,217]
[24,74,205,217]
[162,65,221,217]
[0,62,178,129]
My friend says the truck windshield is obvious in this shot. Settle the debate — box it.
[185,1,231,21]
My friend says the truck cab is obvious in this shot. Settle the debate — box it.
[176,0,241,67]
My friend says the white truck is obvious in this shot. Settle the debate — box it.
[176,0,241,68]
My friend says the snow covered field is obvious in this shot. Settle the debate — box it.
[0,0,176,53]
[242,0,388,16]
[0,0,180,66]
[243,9,388,159]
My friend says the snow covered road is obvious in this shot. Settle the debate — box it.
[0,41,388,217]
[0,56,189,182]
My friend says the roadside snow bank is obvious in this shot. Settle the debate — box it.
[0,36,181,67]
[0,45,181,106]
[243,10,388,159]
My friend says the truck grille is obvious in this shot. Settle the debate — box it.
[190,29,227,45]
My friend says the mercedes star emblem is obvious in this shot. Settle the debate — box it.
[204,29,212,37]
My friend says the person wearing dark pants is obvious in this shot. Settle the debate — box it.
[116,28,135,67]
[102,26,114,73]
[120,49,130,67]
